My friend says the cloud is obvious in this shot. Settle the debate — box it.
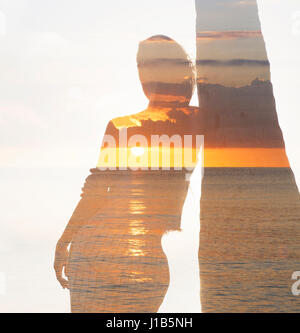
[234,0,256,6]
[197,59,270,67]
[197,77,209,83]
[142,81,193,100]
[197,30,262,41]
[138,58,191,68]
[105,79,285,150]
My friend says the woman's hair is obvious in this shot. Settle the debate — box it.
[137,35,196,106]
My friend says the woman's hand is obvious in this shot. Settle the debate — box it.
[54,240,70,289]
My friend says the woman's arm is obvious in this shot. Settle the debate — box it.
[54,122,114,288]
[54,171,108,288]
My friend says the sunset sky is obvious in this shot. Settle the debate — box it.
[96,0,290,169]
[196,0,270,87]
[195,0,288,167]
[0,0,295,169]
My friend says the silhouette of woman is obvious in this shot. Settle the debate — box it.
[54,35,203,313]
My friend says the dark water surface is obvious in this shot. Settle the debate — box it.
[200,167,300,312]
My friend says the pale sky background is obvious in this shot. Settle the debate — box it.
[0,0,300,312]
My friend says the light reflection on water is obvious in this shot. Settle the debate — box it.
[129,220,147,236]
[129,199,146,215]
[68,170,186,313]
[126,239,145,257]
[68,168,300,312]
[127,198,147,257]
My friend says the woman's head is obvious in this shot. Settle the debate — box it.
[137,35,195,107]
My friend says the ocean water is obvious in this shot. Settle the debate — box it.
[66,167,300,313]
[200,167,300,312]
[2,167,300,312]
[67,169,190,313]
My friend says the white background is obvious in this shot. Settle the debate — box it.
[0,0,299,312]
